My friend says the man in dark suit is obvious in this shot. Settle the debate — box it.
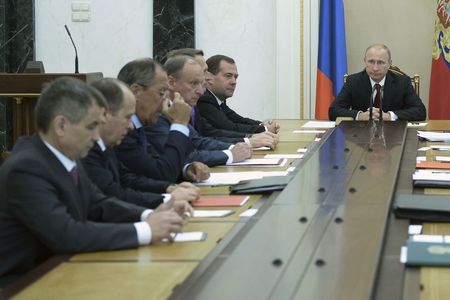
[197,54,280,134]
[0,77,186,287]
[114,58,210,182]
[328,44,426,121]
[164,48,278,148]
[147,55,252,167]
[82,78,200,210]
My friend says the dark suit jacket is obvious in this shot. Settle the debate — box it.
[82,143,172,209]
[146,115,232,167]
[197,89,265,133]
[191,106,246,144]
[115,126,192,182]
[328,70,426,121]
[0,134,145,285]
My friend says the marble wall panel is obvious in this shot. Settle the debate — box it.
[153,0,194,63]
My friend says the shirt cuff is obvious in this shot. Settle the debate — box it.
[162,193,172,203]
[133,222,152,245]
[388,111,398,121]
[244,137,250,144]
[223,149,233,164]
[170,123,189,137]
[356,111,362,120]
[182,163,191,179]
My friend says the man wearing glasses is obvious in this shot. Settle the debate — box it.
[328,44,426,121]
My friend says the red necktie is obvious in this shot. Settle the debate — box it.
[374,83,382,108]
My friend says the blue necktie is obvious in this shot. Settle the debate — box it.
[190,108,196,127]
[138,127,148,153]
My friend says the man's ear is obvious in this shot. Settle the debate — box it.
[129,83,141,96]
[205,71,213,85]
[167,75,176,88]
[53,115,67,137]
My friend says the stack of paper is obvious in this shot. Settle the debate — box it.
[227,158,285,166]
[195,171,289,186]
[194,195,250,207]
[417,130,450,142]
[301,121,336,128]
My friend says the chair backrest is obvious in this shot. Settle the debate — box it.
[343,65,420,96]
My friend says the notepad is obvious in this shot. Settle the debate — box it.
[170,232,206,242]
[192,210,234,218]
[301,121,335,128]
[264,154,304,159]
[416,161,450,169]
[193,195,250,207]
[227,158,284,166]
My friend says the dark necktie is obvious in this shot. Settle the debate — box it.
[374,83,382,109]
[138,127,148,154]
[190,108,196,127]
[219,102,225,111]
[70,166,78,186]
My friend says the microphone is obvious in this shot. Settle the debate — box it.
[64,25,79,73]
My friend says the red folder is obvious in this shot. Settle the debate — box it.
[416,161,450,170]
[193,195,250,207]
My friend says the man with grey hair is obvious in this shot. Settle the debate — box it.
[0,77,186,287]
[115,58,210,182]
[147,55,252,167]
[164,48,278,148]
[82,78,200,210]
[329,43,426,121]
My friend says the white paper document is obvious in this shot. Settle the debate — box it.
[413,169,450,181]
[301,121,336,128]
[430,145,450,151]
[195,171,289,186]
[417,131,450,142]
[227,158,286,166]
[416,156,426,162]
[239,209,258,217]
[253,146,271,151]
[293,129,326,134]
[193,210,234,218]
[170,232,206,242]
[408,225,423,235]
[264,154,304,159]
[435,156,450,162]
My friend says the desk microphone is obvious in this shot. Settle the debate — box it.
[64,25,79,73]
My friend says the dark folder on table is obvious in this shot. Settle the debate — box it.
[405,240,450,267]
[394,193,450,222]
[230,176,292,194]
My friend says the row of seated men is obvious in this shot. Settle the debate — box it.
[0,43,426,288]
[0,49,280,288]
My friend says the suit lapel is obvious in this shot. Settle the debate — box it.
[360,71,373,109]
[31,134,85,219]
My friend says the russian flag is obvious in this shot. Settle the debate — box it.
[428,0,450,120]
[315,0,347,120]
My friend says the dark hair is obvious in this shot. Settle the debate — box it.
[164,55,197,78]
[35,77,107,133]
[206,55,235,75]
[90,78,124,114]
[117,58,161,89]
[165,48,204,63]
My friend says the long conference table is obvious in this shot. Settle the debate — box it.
[2,119,450,299]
